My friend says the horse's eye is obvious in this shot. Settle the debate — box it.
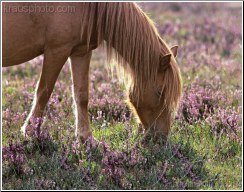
[156,89,162,97]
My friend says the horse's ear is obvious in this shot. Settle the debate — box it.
[159,54,171,72]
[170,45,178,57]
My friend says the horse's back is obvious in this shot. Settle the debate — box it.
[2,2,85,67]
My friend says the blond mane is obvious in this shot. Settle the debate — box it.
[80,2,181,112]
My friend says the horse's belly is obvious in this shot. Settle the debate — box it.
[2,3,45,67]
[2,46,43,67]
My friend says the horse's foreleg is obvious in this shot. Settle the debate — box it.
[70,51,92,142]
[21,46,71,136]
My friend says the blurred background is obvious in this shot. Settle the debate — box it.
[2,2,242,190]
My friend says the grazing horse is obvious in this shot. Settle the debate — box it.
[2,2,182,142]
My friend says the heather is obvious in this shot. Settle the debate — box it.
[2,2,242,190]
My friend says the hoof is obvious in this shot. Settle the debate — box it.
[21,124,36,138]
[142,131,168,147]
[76,131,92,144]
[21,117,43,138]
[83,135,99,152]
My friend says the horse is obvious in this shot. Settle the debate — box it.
[2,2,182,142]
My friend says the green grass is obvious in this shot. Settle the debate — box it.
[2,106,242,189]
[2,3,242,190]
[2,49,242,191]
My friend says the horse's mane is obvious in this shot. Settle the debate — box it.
[80,2,181,111]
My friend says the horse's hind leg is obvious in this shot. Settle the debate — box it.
[70,51,92,142]
[21,46,71,136]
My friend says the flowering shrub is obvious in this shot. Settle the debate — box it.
[2,2,242,190]
[206,107,241,140]
[178,84,222,123]
[2,140,26,175]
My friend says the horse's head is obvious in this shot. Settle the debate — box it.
[128,45,181,142]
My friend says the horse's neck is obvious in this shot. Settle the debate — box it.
[99,3,161,67]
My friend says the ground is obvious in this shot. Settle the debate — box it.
[2,2,242,190]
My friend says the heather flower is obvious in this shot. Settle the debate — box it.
[85,136,99,152]
[80,167,92,182]
[1,2,242,190]
[2,140,26,174]
[178,84,228,123]
[70,139,81,156]
[59,145,70,170]
[179,182,188,190]
[157,161,169,184]
[206,107,241,140]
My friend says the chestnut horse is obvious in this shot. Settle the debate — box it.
[2,2,182,142]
